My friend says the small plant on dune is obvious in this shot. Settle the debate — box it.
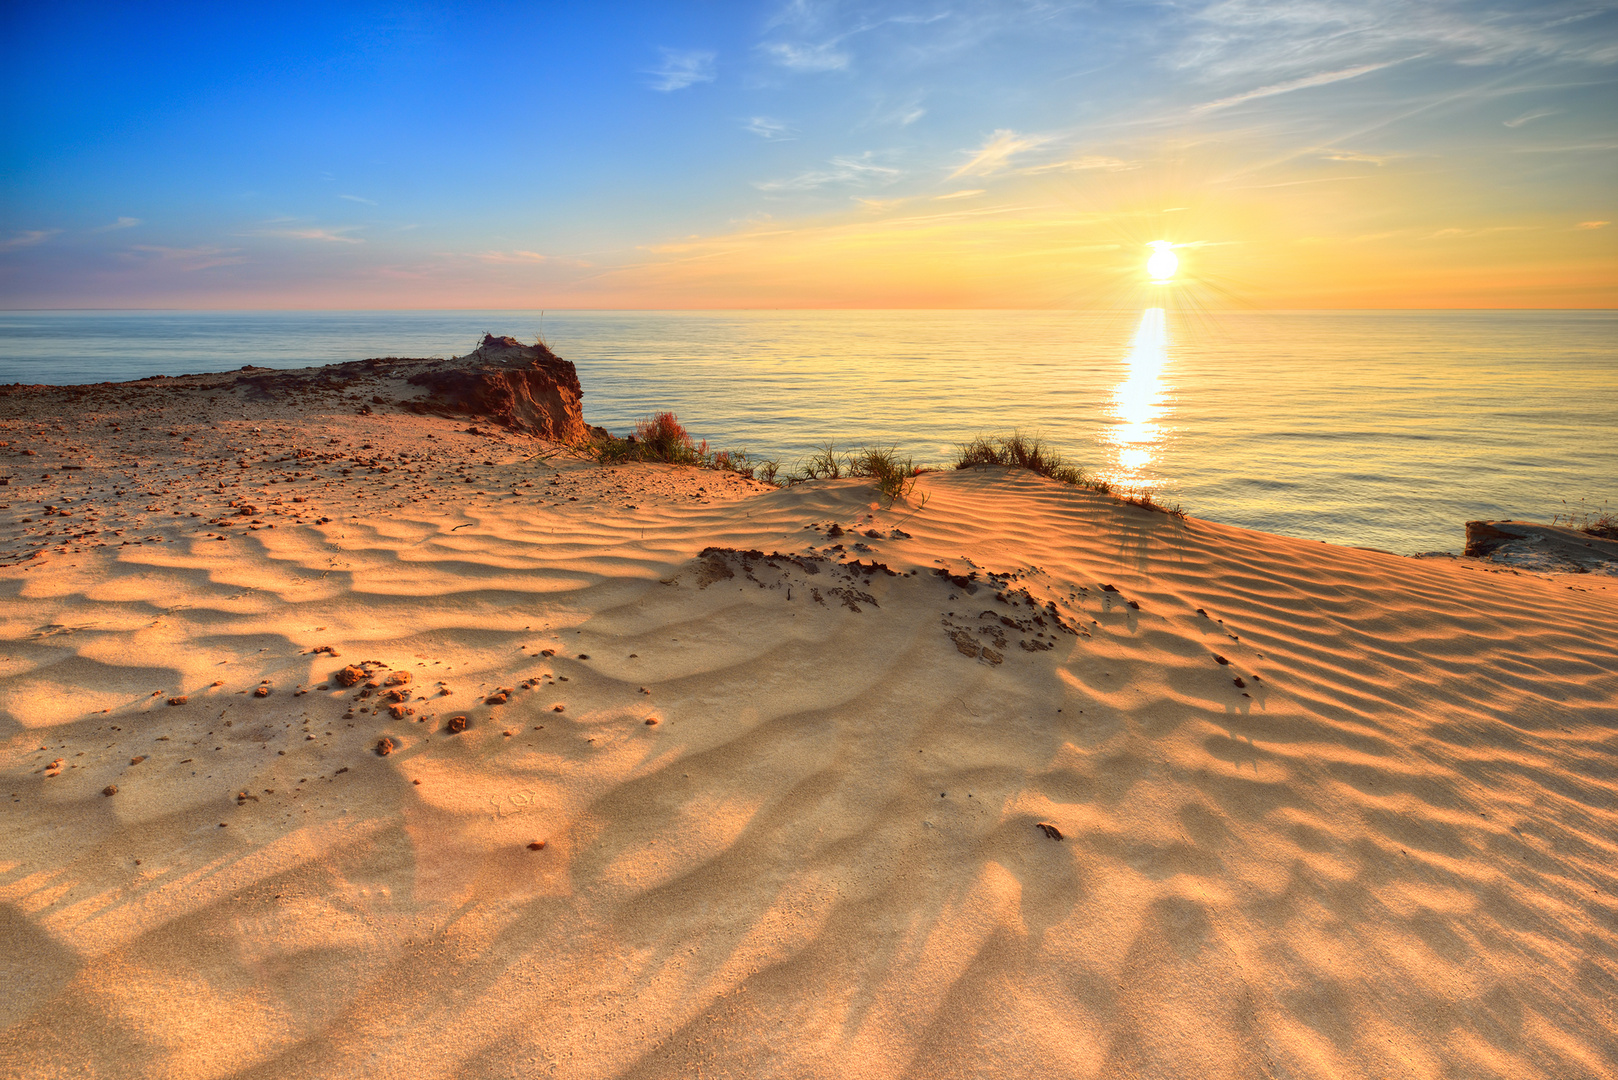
[849,445,919,504]
[1553,498,1618,540]
[757,460,781,485]
[583,411,760,479]
[799,444,844,480]
[1120,486,1186,519]
[634,411,698,464]
[955,432,1090,488]
[957,431,1188,515]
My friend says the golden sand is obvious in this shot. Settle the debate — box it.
[2,395,1616,1078]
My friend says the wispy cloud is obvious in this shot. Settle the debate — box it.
[1178,0,1618,82]
[936,189,985,200]
[647,48,716,92]
[756,152,901,192]
[1191,62,1398,115]
[1,229,59,251]
[948,130,1047,179]
[339,194,377,205]
[1426,225,1531,239]
[762,41,850,72]
[1319,149,1389,164]
[1022,155,1136,174]
[89,217,141,233]
[129,244,245,270]
[246,225,364,244]
[1577,220,1610,229]
[745,116,793,140]
[1504,109,1559,127]
[472,250,549,264]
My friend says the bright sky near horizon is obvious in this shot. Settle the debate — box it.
[2,1,1614,309]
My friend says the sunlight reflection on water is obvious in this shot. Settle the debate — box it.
[1101,307,1171,489]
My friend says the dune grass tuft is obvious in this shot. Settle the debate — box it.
[955,431,1186,517]
[849,445,919,504]
[586,411,762,480]
[955,432,1094,488]
[1553,498,1618,539]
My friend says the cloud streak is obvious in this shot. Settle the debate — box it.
[756,152,901,192]
[0,229,59,250]
[648,48,716,92]
[1191,62,1399,115]
[948,130,1047,178]
[89,217,142,233]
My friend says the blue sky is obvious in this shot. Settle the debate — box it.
[2,0,1614,307]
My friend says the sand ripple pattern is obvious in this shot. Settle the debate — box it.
[3,464,1616,1079]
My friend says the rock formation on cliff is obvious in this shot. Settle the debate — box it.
[402,335,588,441]
[5,334,596,443]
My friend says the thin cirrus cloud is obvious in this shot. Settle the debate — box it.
[762,41,850,72]
[129,245,245,270]
[756,153,901,192]
[1021,155,1136,175]
[948,130,1048,179]
[338,194,377,205]
[744,116,793,139]
[0,229,59,250]
[246,225,364,244]
[1576,220,1610,229]
[1504,109,1559,128]
[1189,62,1400,115]
[647,48,716,92]
[89,217,142,233]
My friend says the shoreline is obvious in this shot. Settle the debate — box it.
[2,361,1616,1077]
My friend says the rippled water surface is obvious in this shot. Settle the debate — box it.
[2,309,1613,554]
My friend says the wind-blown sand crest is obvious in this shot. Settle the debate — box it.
[2,390,1615,1078]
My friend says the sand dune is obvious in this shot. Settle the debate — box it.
[2,400,1616,1078]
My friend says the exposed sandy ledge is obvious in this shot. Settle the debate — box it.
[1,361,1615,1079]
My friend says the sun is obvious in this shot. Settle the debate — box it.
[1146,241,1178,283]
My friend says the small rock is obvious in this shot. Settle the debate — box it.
[1233,676,1247,688]
[253,685,270,697]
[1213,654,1229,665]
[167,696,187,706]
[103,785,118,797]
[528,840,547,851]
[1036,822,1063,841]
[129,756,146,765]
[446,716,468,734]
[376,738,395,756]
[645,718,658,726]
[336,665,367,687]
[384,670,411,686]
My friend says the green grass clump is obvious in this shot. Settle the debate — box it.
[849,445,919,504]
[955,432,1094,488]
[586,411,764,480]
[798,444,844,480]
[955,431,1185,517]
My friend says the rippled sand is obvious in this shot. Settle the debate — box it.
[2,402,1616,1079]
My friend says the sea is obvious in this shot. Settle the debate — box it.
[1,309,1613,556]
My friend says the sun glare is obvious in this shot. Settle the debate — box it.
[1146,241,1178,283]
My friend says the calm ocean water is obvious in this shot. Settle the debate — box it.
[1,309,1613,555]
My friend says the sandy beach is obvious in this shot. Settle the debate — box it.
[2,358,1616,1079]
